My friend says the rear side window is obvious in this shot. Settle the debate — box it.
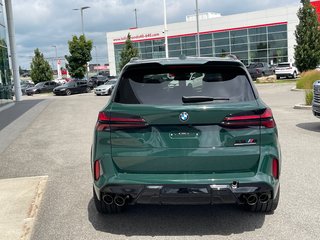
[115,65,255,105]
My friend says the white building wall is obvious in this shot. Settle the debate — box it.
[107,5,300,75]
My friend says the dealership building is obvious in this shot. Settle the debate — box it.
[106,1,320,75]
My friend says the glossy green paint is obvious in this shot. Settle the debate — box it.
[109,101,263,174]
[91,58,281,201]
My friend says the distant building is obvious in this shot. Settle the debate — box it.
[0,0,11,104]
[106,1,320,76]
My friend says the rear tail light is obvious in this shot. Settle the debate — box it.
[221,108,276,128]
[272,158,279,179]
[96,111,148,131]
[94,160,101,181]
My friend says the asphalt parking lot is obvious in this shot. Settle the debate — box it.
[0,83,320,240]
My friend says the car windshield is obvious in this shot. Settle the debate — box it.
[248,63,257,68]
[35,83,44,87]
[115,65,255,105]
[62,81,76,87]
[105,80,117,85]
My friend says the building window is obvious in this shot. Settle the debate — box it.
[112,23,288,74]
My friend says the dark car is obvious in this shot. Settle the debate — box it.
[247,62,274,80]
[53,80,91,96]
[26,81,60,95]
[89,75,108,88]
[12,82,34,96]
[91,57,281,214]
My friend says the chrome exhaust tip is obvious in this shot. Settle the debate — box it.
[247,194,258,206]
[102,194,113,205]
[114,195,126,207]
[259,193,270,204]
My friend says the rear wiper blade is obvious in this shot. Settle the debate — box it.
[182,96,230,103]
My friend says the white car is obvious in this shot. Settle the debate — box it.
[94,79,117,96]
[275,62,299,79]
[53,78,67,84]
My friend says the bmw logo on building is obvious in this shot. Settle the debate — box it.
[179,112,189,122]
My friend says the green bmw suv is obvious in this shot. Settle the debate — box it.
[91,57,280,214]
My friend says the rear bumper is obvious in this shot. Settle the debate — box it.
[312,102,320,118]
[275,73,293,77]
[94,181,278,205]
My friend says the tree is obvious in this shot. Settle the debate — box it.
[65,35,92,79]
[294,0,320,72]
[118,33,139,71]
[30,48,53,84]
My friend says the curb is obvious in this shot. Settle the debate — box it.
[0,102,15,113]
[293,104,312,109]
[291,87,310,92]
[0,176,48,240]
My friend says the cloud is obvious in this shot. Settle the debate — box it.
[9,0,300,68]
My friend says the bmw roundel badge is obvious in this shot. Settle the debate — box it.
[179,112,189,122]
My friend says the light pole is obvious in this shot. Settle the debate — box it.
[5,0,21,101]
[51,45,59,77]
[51,45,57,60]
[134,8,138,28]
[73,6,90,35]
[163,0,169,58]
[195,0,200,57]
[93,46,98,70]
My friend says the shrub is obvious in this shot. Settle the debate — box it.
[305,90,313,105]
[296,70,320,89]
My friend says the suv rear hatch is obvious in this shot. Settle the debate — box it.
[105,62,269,174]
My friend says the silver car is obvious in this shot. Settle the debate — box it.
[94,79,117,96]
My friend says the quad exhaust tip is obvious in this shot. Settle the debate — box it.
[102,194,113,205]
[259,193,270,204]
[114,195,126,207]
[246,194,258,205]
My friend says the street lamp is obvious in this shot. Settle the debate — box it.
[51,45,61,78]
[51,45,57,60]
[93,46,98,65]
[163,0,169,58]
[73,6,90,35]
[195,0,200,57]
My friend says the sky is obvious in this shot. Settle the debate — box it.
[8,0,300,69]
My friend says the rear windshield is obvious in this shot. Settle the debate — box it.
[277,63,290,67]
[115,65,255,105]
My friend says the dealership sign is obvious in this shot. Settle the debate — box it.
[94,65,108,70]
[113,32,161,43]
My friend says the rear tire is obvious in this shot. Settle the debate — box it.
[292,72,297,79]
[86,87,91,93]
[93,187,124,214]
[276,75,280,80]
[65,89,71,96]
[245,186,280,213]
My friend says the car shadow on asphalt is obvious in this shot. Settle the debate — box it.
[87,198,266,236]
[296,122,320,132]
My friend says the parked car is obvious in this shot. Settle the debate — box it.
[247,62,273,80]
[89,75,108,88]
[312,80,320,118]
[91,57,281,214]
[275,62,299,79]
[94,79,117,96]
[53,78,67,85]
[53,80,91,96]
[12,81,34,96]
[25,81,60,95]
